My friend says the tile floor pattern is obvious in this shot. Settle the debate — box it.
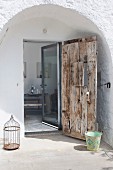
[25,114,58,132]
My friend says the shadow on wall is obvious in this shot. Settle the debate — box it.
[97,34,113,147]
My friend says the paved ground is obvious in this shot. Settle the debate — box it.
[25,114,58,133]
[0,133,113,170]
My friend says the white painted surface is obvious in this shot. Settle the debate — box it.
[0,2,113,147]
[23,42,48,94]
[23,41,57,95]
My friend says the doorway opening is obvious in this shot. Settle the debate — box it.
[23,40,61,133]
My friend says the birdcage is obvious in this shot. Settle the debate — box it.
[3,115,20,150]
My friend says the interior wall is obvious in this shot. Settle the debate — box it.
[23,41,57,95]
[0,13,112,148]
[24,41,48,94]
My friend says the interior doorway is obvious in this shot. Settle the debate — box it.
[23,40,61,133]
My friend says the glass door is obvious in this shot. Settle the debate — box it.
[41,43,60,127]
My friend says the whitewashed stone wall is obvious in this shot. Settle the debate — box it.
[0,0,113,147]
[0,0,113,58]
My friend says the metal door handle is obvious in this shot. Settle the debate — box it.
[86,91,90,103]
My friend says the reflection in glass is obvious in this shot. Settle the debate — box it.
[42,44,58,126]
[36,62,41,78]
[24,62,27,78]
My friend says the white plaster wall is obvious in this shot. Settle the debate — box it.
[0,1,113,59]
[0,2,113,147]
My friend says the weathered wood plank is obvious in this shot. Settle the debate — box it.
[78,62,84,86]
[70,85,76,131]
[71,87,81,133]
[64,131,85,140]
[69,43,82,134]
[62,44,70,133]
[87,41,97,62]
[79,41,87,62]
[64,36,96,45]
[80,86,87,136]
[73,62,79,86]
[86,41,97,131]
[79,40,88,136]
[62,36,97,139]
[69,43,79,63]
[72,62,84,86]
[69,43,79,86]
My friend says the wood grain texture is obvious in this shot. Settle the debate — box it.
[86,41,97,131]
[62,37,97,139]
[62,44,70,133]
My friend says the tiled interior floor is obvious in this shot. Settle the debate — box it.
[24,113,58,133]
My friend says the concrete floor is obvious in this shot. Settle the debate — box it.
[25,114,58,132]
[0,133,113,170]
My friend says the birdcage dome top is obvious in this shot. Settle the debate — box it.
[4,115,20,129]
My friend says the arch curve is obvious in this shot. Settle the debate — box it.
[0,1,112,57]
[0,2,113,148]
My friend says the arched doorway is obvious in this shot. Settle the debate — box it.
[0,4,112,147]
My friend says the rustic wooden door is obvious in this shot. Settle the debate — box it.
[62,36,97,140]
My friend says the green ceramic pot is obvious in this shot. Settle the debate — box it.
[85,131,102,151]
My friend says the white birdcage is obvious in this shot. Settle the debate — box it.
[3,115,20,150]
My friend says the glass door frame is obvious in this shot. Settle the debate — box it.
[41,43,62,129]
